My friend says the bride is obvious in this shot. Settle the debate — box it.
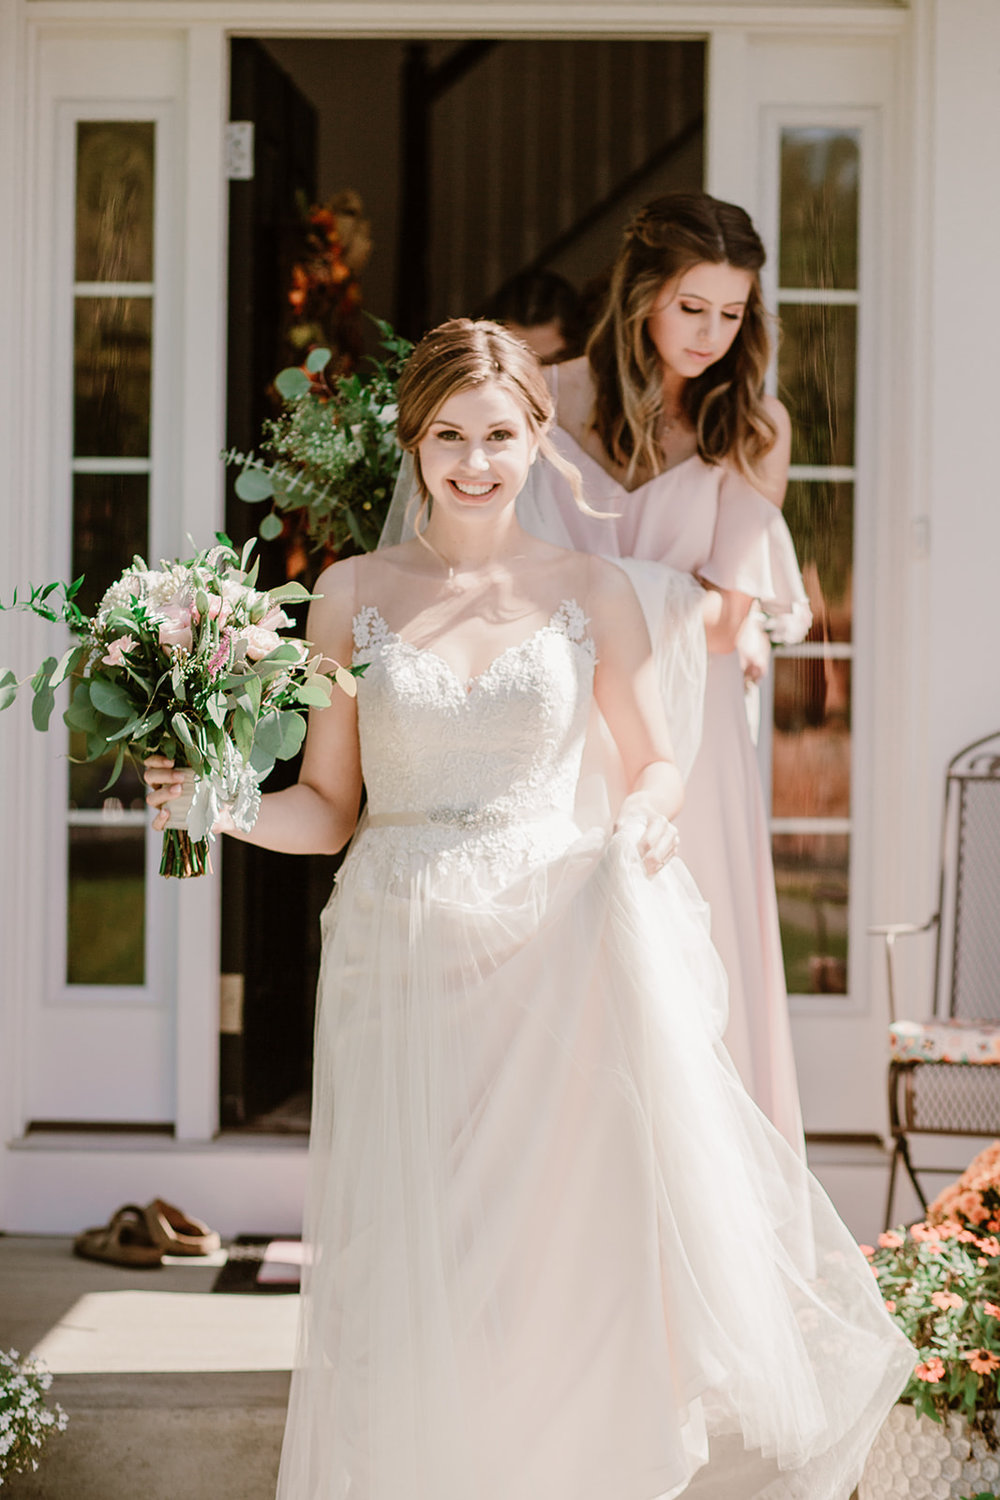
[146,318,911,1500]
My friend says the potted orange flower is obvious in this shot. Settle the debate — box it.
[860,1144,1000,1498]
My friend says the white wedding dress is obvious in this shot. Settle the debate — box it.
[274,594,912,1500]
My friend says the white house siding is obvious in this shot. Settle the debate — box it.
[3,0,998,1237]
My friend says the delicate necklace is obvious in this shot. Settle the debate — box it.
[418,529,527,582]
[418,530,457,580]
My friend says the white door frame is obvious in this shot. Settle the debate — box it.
[1,0,919,1231]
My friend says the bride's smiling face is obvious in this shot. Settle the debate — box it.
[416,382,537,517]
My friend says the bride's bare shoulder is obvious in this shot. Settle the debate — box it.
[307,556,358,643]
[583,554,645,629]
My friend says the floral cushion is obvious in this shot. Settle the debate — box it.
[890,1018,1000,1065]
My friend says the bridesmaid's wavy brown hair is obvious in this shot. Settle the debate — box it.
[587,193,777,484]
[396,318,585,513]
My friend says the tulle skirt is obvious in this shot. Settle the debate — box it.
[275,821,912,1500]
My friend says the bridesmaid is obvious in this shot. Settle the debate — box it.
[519,191,811,1151]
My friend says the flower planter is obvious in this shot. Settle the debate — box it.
[860,1403,1000,1499]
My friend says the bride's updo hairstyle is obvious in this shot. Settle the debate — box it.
[396,317,586,512]
[587,192,778,484]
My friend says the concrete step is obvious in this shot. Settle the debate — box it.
[4,1371,289,1500]
[0,1236,297,1500]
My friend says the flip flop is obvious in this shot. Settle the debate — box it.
[73,1204,164,1268]
[143,1198,221,1257]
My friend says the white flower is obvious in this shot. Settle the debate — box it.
[185,743,261,843]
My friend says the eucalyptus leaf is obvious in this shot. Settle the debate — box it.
[232,705,254,762]
[99,743,127,791]
[171,713,195,749]
[106,715,141,742]
[253,709,306,761]
[259,642,306,665]
[274,366,312,401]
[335,665,359,698]
[64,682,100,732]
[50,644,85,689]
[235,674,262,716]
[249,744,277,780]
[89,677,134,719]
[85,731,111,762]
[30,656,56,694]
[31,684,57,731]
[235,467,276,503]
[259,511,284,541]
[206,691,227,728]
[266,581,316,604]
[305,346,331,373]
[295,680,333,708]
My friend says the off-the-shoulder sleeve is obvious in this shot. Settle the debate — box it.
[699,468,812,644]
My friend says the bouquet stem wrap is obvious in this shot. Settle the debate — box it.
[159,767,211,877]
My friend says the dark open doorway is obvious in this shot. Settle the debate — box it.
[221,33,706,1132]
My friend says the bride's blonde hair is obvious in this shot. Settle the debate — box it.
[396,318,587,515]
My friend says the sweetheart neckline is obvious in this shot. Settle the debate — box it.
[355,601,592,696]
[551,424,704,496]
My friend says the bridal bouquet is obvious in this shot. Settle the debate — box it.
[0,538,360,877]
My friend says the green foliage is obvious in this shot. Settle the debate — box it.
[223,317,413,556]
[868,1218,1000,1438]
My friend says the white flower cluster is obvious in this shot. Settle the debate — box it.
[95,562,191,627]
[0,1348,68,1482]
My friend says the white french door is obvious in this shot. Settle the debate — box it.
[710,33,907,1134]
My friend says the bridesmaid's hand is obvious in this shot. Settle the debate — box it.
[615,794,680,877]
[737,612,771,686]
[144,754,184,832]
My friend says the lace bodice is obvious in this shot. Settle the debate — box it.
[343,601,596,886]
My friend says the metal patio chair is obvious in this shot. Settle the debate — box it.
[873,730,1000,1230]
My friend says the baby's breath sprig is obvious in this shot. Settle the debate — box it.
[0,1349,68,1484]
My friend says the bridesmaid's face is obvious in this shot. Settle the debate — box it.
[646,261,754,381]
[417,382,537,517]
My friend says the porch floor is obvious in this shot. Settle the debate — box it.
[0,1144,920,1498]
[0,1235,295,1499]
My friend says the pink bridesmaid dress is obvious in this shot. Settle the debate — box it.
[519,382,811,1153]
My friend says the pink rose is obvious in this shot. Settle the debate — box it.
[255,605,292,631]
[158,602,193,652]
[243,626,282,661]
[101,634,137,667]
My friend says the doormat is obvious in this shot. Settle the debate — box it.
[212,1235,304,1294]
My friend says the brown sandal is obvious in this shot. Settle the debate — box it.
[143,1198,221,1257]
[73,1204,164,1268]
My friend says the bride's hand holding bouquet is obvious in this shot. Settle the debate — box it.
[0,537,361,876]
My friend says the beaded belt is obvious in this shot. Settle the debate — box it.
[367,805,544,831]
